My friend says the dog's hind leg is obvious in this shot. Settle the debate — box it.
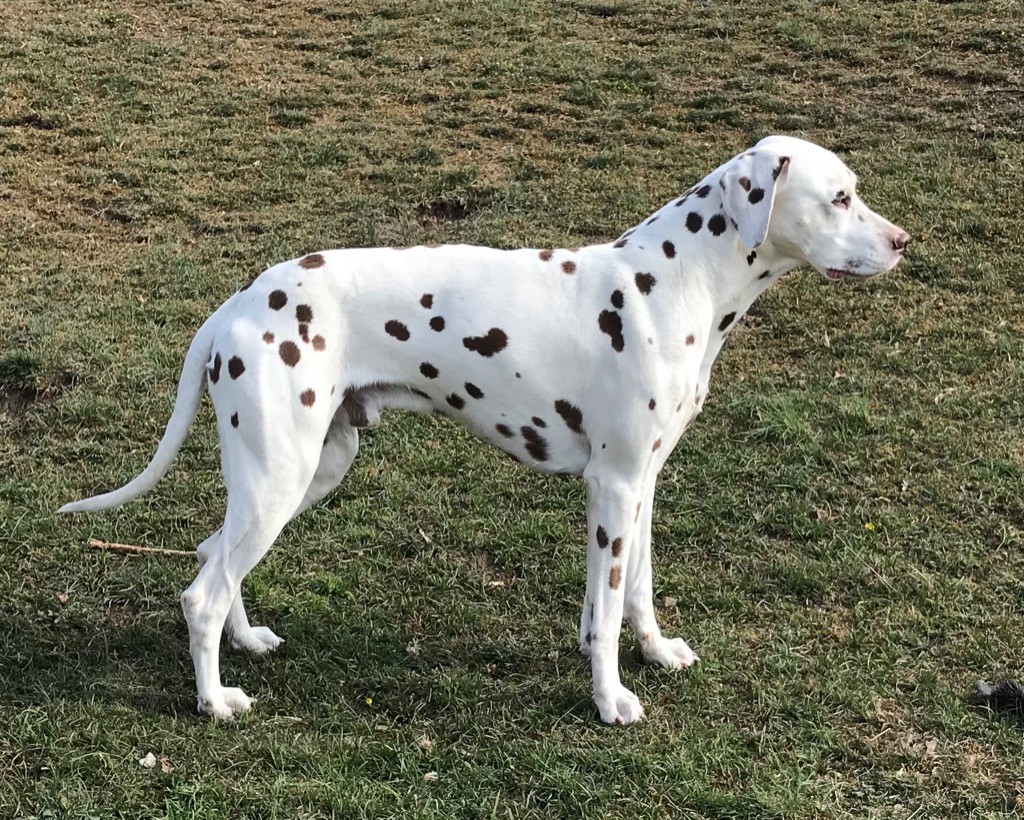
[219,418,360,655]
[181,429,323,718]
[292,418,360,519]
[623,479,698,670]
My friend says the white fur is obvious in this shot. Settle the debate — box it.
[60,136,909,724]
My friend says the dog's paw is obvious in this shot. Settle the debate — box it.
[230,625,284,655]
[594,685,645,725]
[198,686,253,719]
[641,635,699,669]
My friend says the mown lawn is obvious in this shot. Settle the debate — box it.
[1,1,1022,817]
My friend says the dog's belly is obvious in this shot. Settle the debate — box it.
[355,376,594,474]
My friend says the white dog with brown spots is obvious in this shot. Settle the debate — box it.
[60,136,910,724]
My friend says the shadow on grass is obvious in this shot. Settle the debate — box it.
[0,598,595,726]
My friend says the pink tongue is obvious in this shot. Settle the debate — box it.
[826,269,846,280]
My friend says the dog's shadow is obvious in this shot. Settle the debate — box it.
[1,595,603,724]
[0,602,201,718]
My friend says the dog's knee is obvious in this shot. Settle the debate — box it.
[180,586,210,630]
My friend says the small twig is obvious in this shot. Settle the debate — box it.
[87,538,194,557]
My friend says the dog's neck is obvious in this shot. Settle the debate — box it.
[613,168,803,334]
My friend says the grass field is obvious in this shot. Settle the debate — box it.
[2,0,1023,817]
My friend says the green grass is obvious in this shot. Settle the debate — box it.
[2,0,1023,817]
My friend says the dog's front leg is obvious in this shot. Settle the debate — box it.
[584,467,645,725]
[624,479,699,669]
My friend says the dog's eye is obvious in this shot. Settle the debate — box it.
[833,192,851,209]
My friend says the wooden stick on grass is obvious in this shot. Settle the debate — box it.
[87,538,194,557]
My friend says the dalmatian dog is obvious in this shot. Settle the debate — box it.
[60,135,910,724]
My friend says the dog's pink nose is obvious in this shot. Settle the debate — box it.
[892,230,911,253]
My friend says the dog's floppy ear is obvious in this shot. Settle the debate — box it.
[720,150,790,250]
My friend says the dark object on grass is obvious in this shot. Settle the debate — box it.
[969,680,1024,723]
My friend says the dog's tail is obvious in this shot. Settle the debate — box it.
[58,299,233,514]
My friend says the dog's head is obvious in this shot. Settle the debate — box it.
[720,135,910,281]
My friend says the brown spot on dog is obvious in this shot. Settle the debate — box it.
[562,260,576,274]
[228,356,245,380]
[611,537,623,557]
[676,401,683,412]
[300,389,316,407]
[495,423,514,438]
[385,320,410,341]
[465,382,484,399]
[662,241,676,258]
[539,249,553,262]
[648,398,656,410]
[554,399,583,434]
[298,323,310,342]
[230,412,239,428]
[269,290,287,310]
[263,332,275,344]
[708,214,728,236]
[463,328,508,357]
[420,293,433,309]
[738,176,751,191]
[446,393,465,410]
[312,335,326,351]
[208,353,222,384]
[299,253,325,269]
[634,272,656,295]
[718,312,736,332]
[429,316,445,332]
[420,362,439,379]
[531,416,546,427]
[685,334,695,346]
[521,426,549,461]
[696,184,712,198]
[296,304,313,323]
[652,438,662,451]
[598,310,624,352]
[279,341,300,367]
[635,501,642,520]
[596,526,609,548]
[611,290,624,309]
[613,239,628,249]
[609,566,622,589]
